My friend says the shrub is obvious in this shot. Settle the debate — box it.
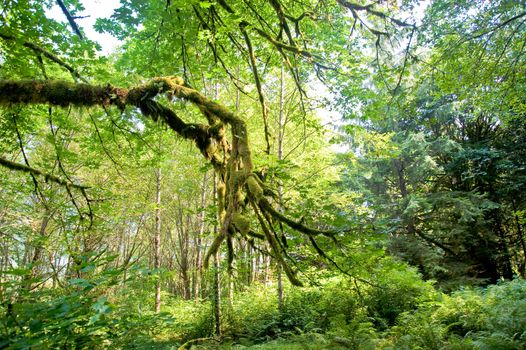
[363,259,436,329]
[383,278,526,350]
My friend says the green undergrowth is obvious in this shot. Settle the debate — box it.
[1,262,525,349]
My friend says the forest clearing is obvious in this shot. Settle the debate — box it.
[1,0,525,349]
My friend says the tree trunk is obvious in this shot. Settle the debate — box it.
[154,166,162,313]
[194,171,208,299]
[213,172,221,337]
[277,63,285,310]
[213,252,221,337]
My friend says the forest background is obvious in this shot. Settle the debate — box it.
[0,0,525,349]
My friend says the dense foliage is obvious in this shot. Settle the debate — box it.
[0,0,525,349]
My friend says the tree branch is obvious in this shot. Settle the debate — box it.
[336,0,413,28]
[0,33,86,82]
[56,0,84,39]
[0,156,89,190]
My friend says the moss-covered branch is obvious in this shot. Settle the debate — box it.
[258,196,338,238]
[0,79,217,158]
[0,77,336,287]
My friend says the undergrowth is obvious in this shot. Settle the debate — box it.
[1,261,525,349]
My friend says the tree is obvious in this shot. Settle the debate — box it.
[338,0,526,286]
[0,0,413,287]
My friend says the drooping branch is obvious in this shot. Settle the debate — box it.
[0,156,89,190]
[250,197,302,286]
[0,34,86,82]
[240,25,271,155]
[258,195,338,238]
[0,77,342,286]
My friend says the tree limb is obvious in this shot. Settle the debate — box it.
[336,0,413,28]
[0,33,86,82]
[0,156,89,190]
[56,0,84,39]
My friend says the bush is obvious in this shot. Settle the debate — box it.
[163,298,214,343]
[383,278,526,350]
[222,283,282,341]
[1,285,115,349]
[364,259,436,330]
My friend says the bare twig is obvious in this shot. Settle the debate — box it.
[56,0,84,39]
[0,156,89,190]
[0,33,87,82]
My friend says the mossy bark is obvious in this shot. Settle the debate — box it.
[0,77,338,286]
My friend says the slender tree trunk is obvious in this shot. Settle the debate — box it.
[276,63,285,310]
[194,171,208,299]
[154,166,162,313]
[277,264,284,310]
[225,79,240,306]
[247,244,253,285]
[264,255,270,286]
[512,199,526,277]
[212,172,221,337]
[24,210,51,290]
[228,270,234,307]
[177,211,191,299]
[213,252,221,337]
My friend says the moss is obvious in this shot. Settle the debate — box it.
[232,213,251,235]
[236,188,246,203]
[203,232,226,268]
[246,175,264,201]
[217,181,227,200]
[0,80,111,106]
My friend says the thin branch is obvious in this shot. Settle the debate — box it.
[12,113,41,194]
[88,112,124,171]
[392,24,416,96]
[251,197,302,285]
[469,11,526,40]
[0,156,89,190]
[240,26,271,155]
[258,196,337,238]
[56,0,84,39]
[336,0,413,28]
[0,33,86,82]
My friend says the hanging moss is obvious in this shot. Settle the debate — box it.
[232,212,251,235]
[0,77,339,287]
[246,174,264,201]
[236,187,246,204]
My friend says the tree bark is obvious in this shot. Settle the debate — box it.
[194,171,209,299]
[277,63,285,310]
[154,167,162,313]
[212,173,222,337]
